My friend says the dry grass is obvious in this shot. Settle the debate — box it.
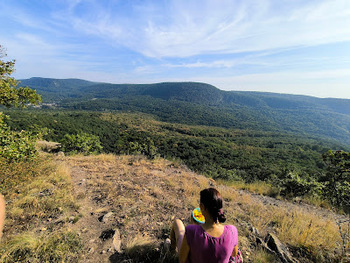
[0,154,82,262]
[223,180,280,197]
[0,230,82,263]
[11,153,343,262]
[249,248,279,263]
[303,194,332,210]
[7,161,77,223]
[216,183,343,261]
[125,235,157,253]
[276,210,338,249]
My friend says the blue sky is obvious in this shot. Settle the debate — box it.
[1,0,350,98]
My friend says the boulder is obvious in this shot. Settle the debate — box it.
[264,233,298,263]
[98,212,113,222]
[36,140,61,153]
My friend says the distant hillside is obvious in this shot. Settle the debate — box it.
[19,77,98,100]
[20,77,350,145]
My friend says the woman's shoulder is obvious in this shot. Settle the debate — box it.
[185,224,206,238]
[185,224,202,232]
[225,225,238,236]
[185,224,204,245]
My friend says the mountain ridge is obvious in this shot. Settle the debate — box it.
[20,77,350,113]
[19,77,350,146]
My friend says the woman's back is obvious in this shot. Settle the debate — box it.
[185,224,238,263]
[201,223,225,238]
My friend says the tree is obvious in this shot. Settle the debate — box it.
[0,45,42,162]
[322,150,350,212]
[0,45,41,107]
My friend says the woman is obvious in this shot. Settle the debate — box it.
[171,188,239,263]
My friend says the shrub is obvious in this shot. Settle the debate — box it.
[280,172,323,198]
[60,132,103,155]
[0,113,37,162]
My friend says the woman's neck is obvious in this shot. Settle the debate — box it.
[203,217,220,228]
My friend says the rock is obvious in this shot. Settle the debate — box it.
[163,238,171,252]
[98,212,113,222]
[250,226,260,236]
[264,233,298,263]
[100,229,115,241]
[113,228,122,253]
[36,141,62,153]
[256,236,264,246]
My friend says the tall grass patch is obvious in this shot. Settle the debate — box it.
[0,230,82,263]
[0,155,82,262]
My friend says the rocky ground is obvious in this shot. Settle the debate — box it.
[59,154,348,263]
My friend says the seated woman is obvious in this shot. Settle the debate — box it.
[171,188,239,263]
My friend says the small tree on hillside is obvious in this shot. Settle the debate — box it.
[321,150,350,212]
[0,45,42,162]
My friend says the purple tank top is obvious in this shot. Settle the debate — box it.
[185,224,238,263]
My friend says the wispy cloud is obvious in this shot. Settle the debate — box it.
[1,0,350,98]
[55,0,350,58]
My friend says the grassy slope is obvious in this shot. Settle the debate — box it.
[0,155,83,262]
[65,154,349,262]
[2,153,346,262]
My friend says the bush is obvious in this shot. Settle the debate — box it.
[0,113,37,162]
[280,172,323,198]
[60,132,103,155]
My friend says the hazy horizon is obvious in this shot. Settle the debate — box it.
[1,0,350,99]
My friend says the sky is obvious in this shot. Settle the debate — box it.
[1,0,350,98]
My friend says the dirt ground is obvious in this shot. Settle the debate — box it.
[61,154,348,263]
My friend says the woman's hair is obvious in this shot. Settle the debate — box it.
[200,188,226,223]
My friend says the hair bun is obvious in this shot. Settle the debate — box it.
[217,209,226,223]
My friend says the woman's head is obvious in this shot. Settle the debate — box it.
[200,188,226,223]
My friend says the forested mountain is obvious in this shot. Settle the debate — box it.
[20,77,350,145]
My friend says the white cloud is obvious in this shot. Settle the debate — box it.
[57,0,350,58]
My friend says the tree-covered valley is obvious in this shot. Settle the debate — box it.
[20,77,350,146]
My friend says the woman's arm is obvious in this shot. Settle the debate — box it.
[179,234,190,263]
[0,194,5,240]
[231,245,238,257]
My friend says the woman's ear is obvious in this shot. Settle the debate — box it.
[199,203,205,211]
